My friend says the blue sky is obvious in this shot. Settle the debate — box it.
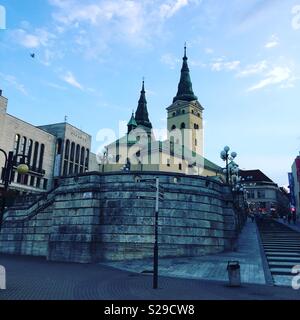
[0,0,300,186]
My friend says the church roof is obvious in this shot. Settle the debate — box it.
[173,45,198,103]
[127,113,137,127]
[135,81,152,129]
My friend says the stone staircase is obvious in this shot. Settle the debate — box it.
[257,218,300,286]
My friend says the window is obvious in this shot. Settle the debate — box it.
[167,159,170,167]
[63,161,68,176]
[70,142,75,162]
[85,149,90,170]
[43,179,48,190]
[64,140,70,160]
[75,144,80,164]
[197,113,201,117]
[182,110,185,114]
[56,139,62,155]
[36,178,41,189]
[191,110,194,114]
[180,123,186,129]
[179,164,182,171]
[21,137,27,156]
[14,134,20,154]
[257,190,266,199]
[26,139,33,165]
[32,142,39,170]
[38,144,44,172]
[248,190,255,199]
[194,124,199,130]
[172,112,176,117]
[171,125,176,131]
[195,139,197,146]
[69,163,74,175]
[30,176,35,187]
[80,147,85,165]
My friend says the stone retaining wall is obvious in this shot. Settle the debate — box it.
[0,172,238,263]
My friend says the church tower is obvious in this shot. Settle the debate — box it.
[167,45,204,156]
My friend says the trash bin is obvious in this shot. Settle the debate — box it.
[227,261,241,287]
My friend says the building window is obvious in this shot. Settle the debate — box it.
[69,163,74,175]
[56,138,63,155]
[171,125,176,131]
[64,140,70,160]
[197,113,201,117]
[70,142,75,162]
[26,139,33,165]
[63,161,68,176]
[80,147,85,165]
[85,149,90,171]
[21,137,27,156]
[172,112,176,117]
[36,178,41,189]
[43,179,48,190]
[180,123,186,129]
[32,142,39,171]
[14,134,20,154]
[167,159,170,167]
[179,164,182,171]
[248,190,255,199]
[75,144,80,164]
[182,110,185,114]
[194,124,199,130]
[191,110,194,114]
[38,144,45,172]
[30,176,35,187]
[195,139,197,146]
[257,190,266,199]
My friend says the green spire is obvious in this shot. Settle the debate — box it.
[173,44,198,103]
[135,80,152,129]
[127,112,137,133]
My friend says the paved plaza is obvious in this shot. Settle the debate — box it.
[102,220,267,285]
[0,254,300,300]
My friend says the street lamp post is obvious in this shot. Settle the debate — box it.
[0,149,29,231]
[220,146,237,184]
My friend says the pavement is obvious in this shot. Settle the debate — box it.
[102,220,267,285]
[0,254,300,300]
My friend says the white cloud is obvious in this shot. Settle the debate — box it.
[0,72,28,95]
[237,60,268,77]
[159,0,189,19]
[205,48,214,54]
[264,34,279,49]
[160,53,180,69]
[247,66,292,92]
[211,58,240,72]
[62,71,83,90]
[10,28,56,48]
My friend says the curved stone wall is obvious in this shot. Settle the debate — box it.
[0,171,237,263]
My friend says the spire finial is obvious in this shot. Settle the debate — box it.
[184,42,187,58]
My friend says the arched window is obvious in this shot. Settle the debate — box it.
[180,123,186,129]
[172,112,176,117]
[80,147,85,165]
[14,134,20,154]
[85,149,90,170]
[197,113,201,117]
[56,138,62,155]
[64,140,70,160]
[182,110,185,114]
[75,144,80,164]
[171,125,176,131]
[26,139,33,165]
[21,137,27,155]
[194,124,199,130]
[191,110,194,114]
[70,142,75,162]
[38,144,45,172]
[32,142,39,170]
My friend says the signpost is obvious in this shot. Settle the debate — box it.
[138,177,164,289]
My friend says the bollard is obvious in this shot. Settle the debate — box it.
[0,265,6,290]
[227,261,241,287]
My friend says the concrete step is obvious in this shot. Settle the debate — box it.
[269,261,298,268]
[264,249,300,253]
[268,257,300,262]
[266,252,300,257]
[269,268,294,276]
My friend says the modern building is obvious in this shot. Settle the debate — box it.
[240,169,289,216]
[103,46,221,177]
[0,89,94,195]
